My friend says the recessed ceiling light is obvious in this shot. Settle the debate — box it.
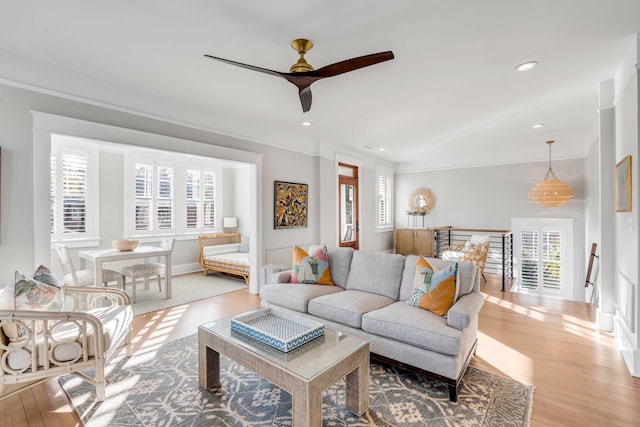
[378,147,385,151]
[515,61,538,72]
[301,121,311,126]
[532,123,544,128]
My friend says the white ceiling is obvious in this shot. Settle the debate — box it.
[1,1,640,171]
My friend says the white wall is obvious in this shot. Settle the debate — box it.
[395,159,587,301]
[613,37,640,375]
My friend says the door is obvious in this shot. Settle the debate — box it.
[338,163,359,249]
[512,218,574,299]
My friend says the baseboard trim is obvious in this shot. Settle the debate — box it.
[597,309,614,331]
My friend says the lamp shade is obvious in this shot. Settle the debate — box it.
[223,217,238,228]
[528,141,575,208]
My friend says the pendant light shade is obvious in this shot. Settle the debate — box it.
[528,140,575,207]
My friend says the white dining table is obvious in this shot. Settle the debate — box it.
[78,246,173,299]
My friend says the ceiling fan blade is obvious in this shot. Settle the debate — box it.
[312,51,394,79]
[299,86,312,112]
[204,54,285,79]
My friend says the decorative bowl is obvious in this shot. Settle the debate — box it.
[112,239,140,251]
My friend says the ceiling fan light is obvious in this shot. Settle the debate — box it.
[301,121,311,126]
[515,61,538,72]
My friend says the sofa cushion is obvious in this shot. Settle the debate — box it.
[362,301,463,356]
[406,257,458,316]
[308,290,394,329]
[327,247,354,287]
[291,245,334,285]
[345,252,405,300]
[260,283,343,313]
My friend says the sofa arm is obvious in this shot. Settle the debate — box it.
[447,291,484,330]
[273,270,292,284]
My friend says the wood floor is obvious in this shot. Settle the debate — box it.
[2,275,638,426]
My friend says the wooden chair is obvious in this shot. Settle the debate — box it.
[54,244,123,287]
[121,238,174,303]
[0,286,132,402]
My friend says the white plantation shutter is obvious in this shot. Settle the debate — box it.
[185,168,216,230]
[157,166,174,230]
[542,231,562,291]
[135,164,153,231]
[50,153,56,233]
[203,171,216,228]
[126,151,222,237]
[376,165,393,229]
[520,229,539,289]
[50,144,98,242]
[514,218,572,299]
[62,154,88,233]
[186,170,200,229]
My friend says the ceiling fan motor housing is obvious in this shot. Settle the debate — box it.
[290,38,314,73]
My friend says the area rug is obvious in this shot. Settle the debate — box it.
[60,335,533,427]
[130,273,247,316]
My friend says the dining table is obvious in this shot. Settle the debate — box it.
[78,245,173,299]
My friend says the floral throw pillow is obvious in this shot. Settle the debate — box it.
[291,245,334,285]
[2,268,65,342]
[406,256,458,316]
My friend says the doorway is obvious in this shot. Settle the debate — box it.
[338,163,359,249]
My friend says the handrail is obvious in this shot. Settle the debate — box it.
[434,226,514,291]
[433,226,512,235]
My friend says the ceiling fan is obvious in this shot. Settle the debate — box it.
[204,39,394,113]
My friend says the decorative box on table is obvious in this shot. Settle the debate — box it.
[230,308,325,352]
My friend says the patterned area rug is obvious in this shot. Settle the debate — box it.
[60,334,533,426]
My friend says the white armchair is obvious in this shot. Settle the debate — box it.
[0,286,132,402]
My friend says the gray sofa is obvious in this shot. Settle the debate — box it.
[260,247,484,401]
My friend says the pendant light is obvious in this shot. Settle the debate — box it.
[528,140,575,207]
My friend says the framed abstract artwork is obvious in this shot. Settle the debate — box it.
[274,181,308,229]
[616,155,632,212]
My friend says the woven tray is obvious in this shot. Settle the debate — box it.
[230,309,325,352]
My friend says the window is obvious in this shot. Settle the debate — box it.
[375,165,394,230]
[512,218,573,299]
[186,168,217,230]
[50,143,99,242]
[124,150,221,237]
[132,161,174,233]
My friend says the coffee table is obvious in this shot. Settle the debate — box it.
[198,309,369,427]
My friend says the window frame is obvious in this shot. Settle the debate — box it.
[124,149,222,238]
[50,137,100,246]
[512,217,574,300]
[375,164,394,231]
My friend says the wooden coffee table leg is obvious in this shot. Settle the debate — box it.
[198,331,220,389]
[345,350,369,416]
[292,383,322,427]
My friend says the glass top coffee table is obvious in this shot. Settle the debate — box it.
[198,308,369,427]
